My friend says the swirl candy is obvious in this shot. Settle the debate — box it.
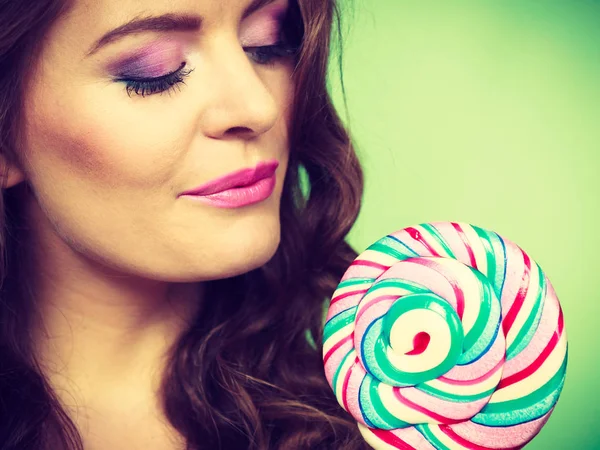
[323,222,567,449]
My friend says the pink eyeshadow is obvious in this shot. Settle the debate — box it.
[109,38,183,78]
[107,2,290,78]
[239,5,288,47]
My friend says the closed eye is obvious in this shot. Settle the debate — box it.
[116,41,299,98]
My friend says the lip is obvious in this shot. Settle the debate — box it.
[179,159,279,196]
[181,174,277,208]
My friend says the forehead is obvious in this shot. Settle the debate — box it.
[70,0,279,25]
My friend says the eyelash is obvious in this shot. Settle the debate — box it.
[119,42,299,98]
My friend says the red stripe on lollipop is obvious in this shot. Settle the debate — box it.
[502,250,531,335]
[323,334,352,365]
[439,357,504,386]
[439,425,525,450]
[406,227,441,257]
[497,307,564,390]
[330,288,369,306]
[394,388,462,424]
[451,222,478,270]
[353,259,391,271]
[341,357,358,412]
[370,428,418,450]
[356,295,401,324]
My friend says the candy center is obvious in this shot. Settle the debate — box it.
[405,332,430,356]
[375,292,464,384]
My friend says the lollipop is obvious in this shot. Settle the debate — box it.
[323,222,567,449]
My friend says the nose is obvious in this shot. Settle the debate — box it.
[200,33,281,141]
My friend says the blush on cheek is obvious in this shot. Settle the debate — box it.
[21,76,119,190]
[56,107,182,189]
[52,128,115,182]
[23,110,99,184]
[30,96,143,189]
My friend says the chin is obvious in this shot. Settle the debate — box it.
[224,231,282,276]
[173,229,282,282]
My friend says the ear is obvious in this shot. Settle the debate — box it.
[0,154,26,189]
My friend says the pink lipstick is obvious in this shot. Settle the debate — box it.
[178,159,279,208]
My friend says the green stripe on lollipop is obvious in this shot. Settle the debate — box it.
[418,382,497,403]
[474,225,507,300]
[365,278,430,297]
[457,269,500,364]
[332,348,354,399]
[369,235,419,261]
[505,263,546,360]
[323,306,356,341]
[415,424,452,450]
[359,376,412,429]
[335,277,376,290]
[420,223,457,259]
[473,225,497,281]
[473,349,567,426]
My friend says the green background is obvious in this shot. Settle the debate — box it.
[327,1,599,449]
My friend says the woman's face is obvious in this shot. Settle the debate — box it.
[11,0,295,282]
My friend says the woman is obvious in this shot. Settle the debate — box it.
[0,0,366,448]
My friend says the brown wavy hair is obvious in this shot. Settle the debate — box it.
[0,0,369,448]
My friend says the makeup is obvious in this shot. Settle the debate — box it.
[105,0,291,79]
[239,0,289,47]
[107,38,183,78]
[179,160,279,209]
[182,175,276,208]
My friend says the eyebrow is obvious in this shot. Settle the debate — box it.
[85,0,279,57]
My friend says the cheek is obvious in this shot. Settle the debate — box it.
[277,69,295,147]
[262,62,294,134]
[23,86,186,190]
